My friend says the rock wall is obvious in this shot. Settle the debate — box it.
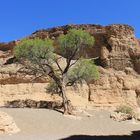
[0,83,62,106]
[0,68,139,110]
[89,67,140,108]
[0,24,139,110]
[1,24,140,73]
[29,24,140,73]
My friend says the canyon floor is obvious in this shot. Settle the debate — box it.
[0,108,140,140]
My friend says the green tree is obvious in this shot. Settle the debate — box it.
[14,29,99,114]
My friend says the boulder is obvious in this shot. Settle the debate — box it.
[110,112,132,122]
[0,111,20,134]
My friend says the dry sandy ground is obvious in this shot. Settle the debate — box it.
[0,109,140,140]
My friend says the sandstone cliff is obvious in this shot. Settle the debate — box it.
[1,24,140,72]
[0,24,140,110]
[30,24,140,73]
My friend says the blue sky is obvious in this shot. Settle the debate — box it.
[0,0,139,42]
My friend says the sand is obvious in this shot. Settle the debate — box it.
[0,108,140,140]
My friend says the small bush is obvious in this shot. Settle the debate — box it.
[115,105,133,115]
[46,81,60,94]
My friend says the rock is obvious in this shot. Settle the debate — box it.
[136,88,140,96]
[0,66,139,111]
[123,77,139,90]
[134,114,140,121]
[66,81,89,100]
[125,67,137,75]
[25,99,37,108]
[28,24,140,73]
[0,111,20,134]
[90,68,140,109]
[110,112,132,122]
[7,99,26,108]
[0,24,140,74]
[136,91,140,109]
[5,99,62,109]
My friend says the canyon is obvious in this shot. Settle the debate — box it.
[0,24,140,111]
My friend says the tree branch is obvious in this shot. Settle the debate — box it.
[63,46,79,74]
[54,59,63,73]
[69,58,79,69]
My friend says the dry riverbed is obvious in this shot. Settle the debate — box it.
[0,108,140,140]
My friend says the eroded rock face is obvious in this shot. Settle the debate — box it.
[0,24,140,73]
[29,24,140,73]
[0,70,139,110]
[5,99,62,109]
[0,24,139,110]
[0,83,62,107]
[0,111,20,134]
[89,67,140,108]
[0,47,48,84]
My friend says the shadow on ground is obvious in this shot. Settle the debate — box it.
[60,130,140,140]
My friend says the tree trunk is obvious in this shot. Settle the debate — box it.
[61,75,73,115]
[87,83,91,101]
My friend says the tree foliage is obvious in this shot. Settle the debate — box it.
[68,59,99,84]
[14,38,57,77]
[58,29,95,58]
[115,105,133,115]
[14,38,54,60]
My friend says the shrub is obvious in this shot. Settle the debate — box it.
[46,81,60,94]
[115,105,133,115]
[68,59,99,83]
